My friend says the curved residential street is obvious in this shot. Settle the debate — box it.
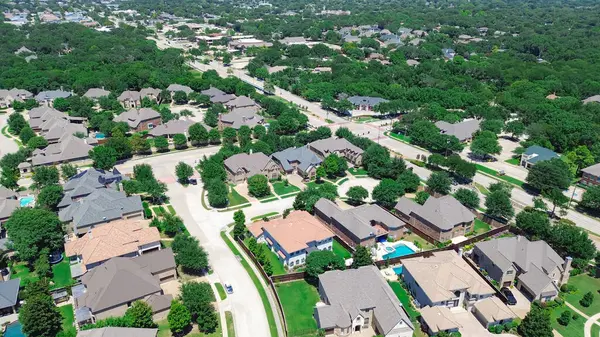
[0,113,20,157]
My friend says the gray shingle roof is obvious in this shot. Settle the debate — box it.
[315,266,414,334]
[0,199,19,221]
[0,186,18,200]
[31,135,94,166]
[309,137,364,156]
[148,119,194,137]
[167,84,193,94]
[35,90,71,102]
[220,107,263,129]
[347,96,389,108]
[59,169,127,208]
[435,119,481,142]
[224,96,257,109]
[582,163,600,177]
[522,146,560,164]
[140,88,161,98]
[201,87,225,97]
[271,146,322,172]
[117,90,141,102]
[210,93,236,104]
[83,88,110,99]
[113,108,160,128]
[77,327,158,337]
[0,278,20,309]
[395,195,474,231]
[224,152,273,176]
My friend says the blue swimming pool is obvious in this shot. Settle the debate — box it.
[19,196,34,207]
[383,243,416,260]
[95,132,106,139]
[393,266,403,275]
[5,322,25,337]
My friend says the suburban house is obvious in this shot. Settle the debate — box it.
[31,135,95,166]
[520,145,560,169]
[218,107,264,130]
[73,249,176,325]
[314,266,414,337]
[117,90,142,108]
[166,84,193,95]
[0,186,19,225]
[0,279,21,316]
[223,152,282,184]
[435,120,481,143]
[113,108,162,132]
[83,88,110,101]
[58,168,128,209]
[224,96,259,111]
[200,87,235,104]
[402,250,495,309]
[35,90,72,106]
[472,236,570,302]
[140,88,161,102]
[394,196,474,242]
[314,198,406,247]
[39,116,88,144]
[271,146,322,178]
[77,327,158,337]
[65,219,161,274]
[419,306,461,336]
[229,38,273,50]
[247,211,334,269]
[28,106,85,131]
[442,48,456,60]
[58,188,144,235]
[347,96,389,111]
[472,297,516,329]
[580,163,600,186]
[0,88,32,108]
[308,137,363,166]
[279,36,307,45]
[148,119,196,138]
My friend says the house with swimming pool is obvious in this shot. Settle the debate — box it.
[247,211,334,269]
[314,198,406,248]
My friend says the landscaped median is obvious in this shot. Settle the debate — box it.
[474,164,525,187]
[219,230,279,337]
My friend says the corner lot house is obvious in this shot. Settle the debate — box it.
[315,198,406,247]
[271,146,322,178]
[520,145,559,169]
[314,266,414,337]
[74,249,176,325]
[472,297,516,329]
[394,196,474,242]
[224,152,281,184]
[77,327,158,337]
[472,236,570,302]
[113,108,162,132]
[308,137,363,166]
[435,119,480,143]
[347,96,389,111]
[247,211,334,269]
[581,163,600,186]
[402,250,495,309]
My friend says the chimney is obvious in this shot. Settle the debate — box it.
[561,256,573,285]
[249,149,253,154]
[458,248,464,257]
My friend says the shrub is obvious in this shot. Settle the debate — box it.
[557,310,571,326]
[580,292,594,307]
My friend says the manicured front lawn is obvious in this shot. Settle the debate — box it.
[549,305,585,337]
[471,219,491,235]
[51,259,73,289]
[474,182,491,196]
[226,311,236,337]
[388,281,420,320]
[276,280,320,336]
[272,181,300,196]
[348,167,368,176]
[332,240,351,259]
[505,158,520,165]
[388,132,412,143]
[561,274,600,316]
[167,205,176,215]
[305,181,335,190]
[592,322,600,337]
[336,177,349,185]
[228,185,249,207]
[59,304,75,331]
[250,212,279,221]
[475,164,525,187]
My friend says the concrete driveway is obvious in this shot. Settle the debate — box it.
[451,308,514,337]
[509,287,532,319]
[338,177,380,202]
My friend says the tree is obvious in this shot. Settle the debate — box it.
[60,164,77,180]
[248,174,271,197]
[168,300,192,334]
[526,158,572,194]
[222,53,232,65]
[415,191,430,205]
[580,185,600,212]
[549,222,596,266]
[515,209,551,240]
[89,146,117,170]
[173,161,194,184]
[346,186,368,205]
[557,310,571,326]
[125,301,155,328]
[454,188,480,209]
[37,185,63,211]
[233,210,246,239]
[238,125,252,147]
[32,166,59,189]
[173,134,188,149]
[305,250,345,280]
[34,248,51,278]
[130,134,151,154]
[0,168,19,190]
[204,104,223,127]
[189,123,209,146]
[351,246,373,268]
[172,234,209,273]
[372,179,404,208]
[7,112,26,134]
[5,208,64,262]
[480,119,504,134]
[426,172,452,195]
[518,304,553,337]
[397,170,420,193]
[154,136,169,152]
[322,154,347,177]
[253,125,266,139]
[19,286,62,337]
[485,190,515,220]
[27,136,48,149]
[173,91,188,105]
[19,126,35,144]
[547,188,569,216]
[222,127,237,144]
[470,131,502,158]
[316,166,326,182]
[580,292,594,307]
[180,281,217,330]
[565,146,595,175]
[293,184,338,212]
[208,129,221,144]
[504,120,526,140]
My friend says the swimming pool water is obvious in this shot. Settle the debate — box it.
[393,266,403,275]
[19,196,34,207]
[95,132,106,139]
[383,243,416,259]
[5,322,25,337]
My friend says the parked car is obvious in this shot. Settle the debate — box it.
[224,282,233,294]
[189,178,198,185]
[501,287,517,305]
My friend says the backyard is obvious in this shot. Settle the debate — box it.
[387,281,427,337]
[272,181,300,196]
[470,219,492,235]
[275,280,320,337]
[560,273,600,316]
[399,232,435,251]
[59,304,75,333]
[332,240,352,259]
[11,258,73,289]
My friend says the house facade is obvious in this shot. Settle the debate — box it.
[347,96,389,111]
[223,153,281,184]
[581,163,600,186]
[308,137,363,166]
[271,146,322,178]
[520,145,560,169]
[113,108,162,132]
[117,91,142,108]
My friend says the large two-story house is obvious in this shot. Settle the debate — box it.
[308,138,363,166]
[223,152,281,184]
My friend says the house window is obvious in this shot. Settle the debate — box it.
[507,270,514,275]
[290,261,294,267]
[148,123,155,129]
[301,258,305,263]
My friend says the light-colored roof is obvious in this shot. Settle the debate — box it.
[83,88,110,99]
[210,93,236,104]
[167,84,193,94]
[148,119,194,137]
[402,250,494,302]
[406,59,420,66]
[117,90,141,102]
[224,96,257,109]
[64,219,160,267]
[0,199,19,220]
[0,186,18,200]
[140,88,161,98]
[77,327,158,337]
[347,96,389,108]
[59,168,127,208]
[267,66,288,74]
[309,137,363,156]
[35,90,71,102]
[271,146,322,172]
[0,278,20,309]
[247,211,334,253]
[279,36,306,44]
[41,118,87,141]
[582,95,600,104]
[31,135,94,166]
[420,306,461,334]
[113,108,161,128]
[435,119,481,142]
[201,87,225,97]
[224,152,274,176]
[315,266,414,334]
[395,195,474,231]
[473,297,516,323]
[582,163,600,177]
[220,106,263,129]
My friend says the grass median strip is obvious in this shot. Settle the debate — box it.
[475,164,525,187]
[215,282,227,301]
[226,311,236,337]
[220,231,278,337]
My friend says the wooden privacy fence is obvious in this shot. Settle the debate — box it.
[271,272,306,283]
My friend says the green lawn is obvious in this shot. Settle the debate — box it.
[276,280,320,337]
[504,158,520,165]
[59,304,75,331]
[591,322,600,337]
[153,206,165,216]
[333,240,352,259]
[400,232,435,251]
[474,182,491,196]
[259,197,279,203]
[336,177,349,185]
[549,305,585,337]
[388,281,420,320]
[220,232,278,337]
[305,181,335,190]
[561,274,600,316]
[157,318,222,337]
[228,185,249,207]
[256,192,276,200]
[226,311,236,337]
[161,240,173,248]
[167,205,176,215]
[348,167,368,176]
[51,259,73,289]
[388,131,412,143]
[475,164,525,187]
[272,181,300,196]
[266,249,286,275]
[215,283,227,301]
[11,262,39,285]
[250,212,279,221]
[471,219,491,235]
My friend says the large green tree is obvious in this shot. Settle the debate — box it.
[305,250,345,280]
[172,234,209,273]
[5,208,64,262]
[526,158,572,194]
[426,172,452,195]
[518,304,553,337]
[19,283,63,337]
[89,146,117,170]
